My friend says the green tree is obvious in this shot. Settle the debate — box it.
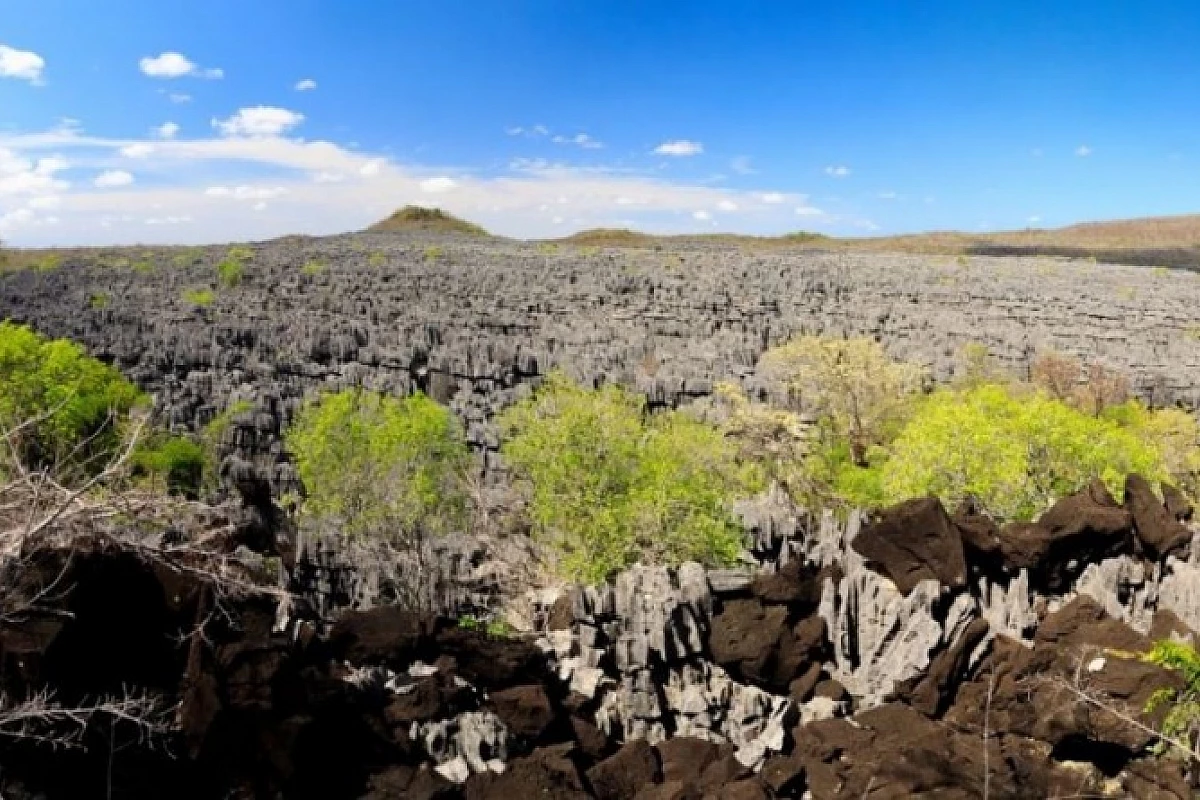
[285,388,470,540]
[499,373,762,583]
[865,383,1165,520]
[759,336,924,466]
[1143,639,1200,759]
[0,322,145,473]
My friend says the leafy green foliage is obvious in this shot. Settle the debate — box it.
[423,246,444,261]
[182,288,215,308]
[134,435,205,498]
[457,614,516,638]
[301,259,327,276]
[285,389,470,541]
[88,292,110,310]
[0,322,145,472]
[216,258,244,288]
[368,251,388,267]
[1143,639,1200,757]
[499,373,762,583]
[843,383,1165,520]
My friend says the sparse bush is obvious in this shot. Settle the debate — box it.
[227,246,254,262]
[216,259,243,288]
[88,292,110,310]
[0,322,145,473]
[422,246,443,262]
[132,259,155,275]
[759,336,924,466]
[1030,351,1082,402]
[285,389,470,541]
[182,288,215,308]
[301,260,326,276]
[1031,351,1131,415]
[500,372,762,583]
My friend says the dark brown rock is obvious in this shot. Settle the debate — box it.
[1126,474,1192,557]
[489,684,556,742]
[327,606,432,666]
[760,753,806,795]
[852,496,967,593]
[1161,482,1194,522]
[788,661,823,703]
[749,559,823,609]
[655,737,721,784]
[586,739,661,800]
[464,744,589,800]
[902,617,991,716]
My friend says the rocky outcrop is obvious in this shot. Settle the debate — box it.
[6,234,1200,498]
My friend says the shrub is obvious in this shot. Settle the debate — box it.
[368,251,388,267]
[89,292,110,310]
[422,246,443,261]
[301,260,326,276]
[285,389,470,541]
[0,322,145,472]
[857,383,1166,520]
[216,258,243,288]
[759,336,924,466]
[1143,639,1200,757]
[500,373,762,583]
[182,288,215,307]
[132,259,156,275]
[134,435,205,498]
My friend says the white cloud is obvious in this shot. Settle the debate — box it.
[359,159,385,177]
[139,52,223,79]
[0,125,878,245]
[654,140,703,157]
[145,215,192,225]
[27,195,62,210]
[205,185,286,201]
[168,92,192,104]
[1076,145,1092,157]
[824,165,850,177]
[730,156,756,175]
[213,107,304,138]
[0,45,45,83]
[419,176,457,193]
[795,205,824,217]
[155,122,180,140]
[121,143,155,159]
[95,170,134,188]
[0,149,69,197]
[1027,215,1041,224]
[552,133,603,149]
[295,78,318,91]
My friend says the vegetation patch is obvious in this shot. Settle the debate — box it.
[500,372,763,583]
[367,206,490,237]
[182,288,215,308]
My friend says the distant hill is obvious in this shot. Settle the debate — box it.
[552,214,1200,268]
[367,206,491,236]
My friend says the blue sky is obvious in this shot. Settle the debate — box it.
[2,1,1199,245]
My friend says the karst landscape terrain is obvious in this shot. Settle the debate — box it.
[3,206,1200,800]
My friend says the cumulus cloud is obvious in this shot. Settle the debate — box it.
[121,143,156,158]
[155,122,180,140]
[294,78,318,91]
[419,176,457,193]
[139,52,223,79]
[824,165,850,177]
[0,44,45,83]
[655,140,703,157]
[213,107,304,138]
[0,148,69,197]
[95,170,134,188]
[1075,145,1092,157]
[692,210,711,221]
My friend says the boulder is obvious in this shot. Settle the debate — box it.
[586,739,661,800]
[1161,482,1194,522]
[749,559,823,610]
[1126,474,1192,557]
[851,496,967,594]
[488,684,556,742]
[462,744,589,800]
